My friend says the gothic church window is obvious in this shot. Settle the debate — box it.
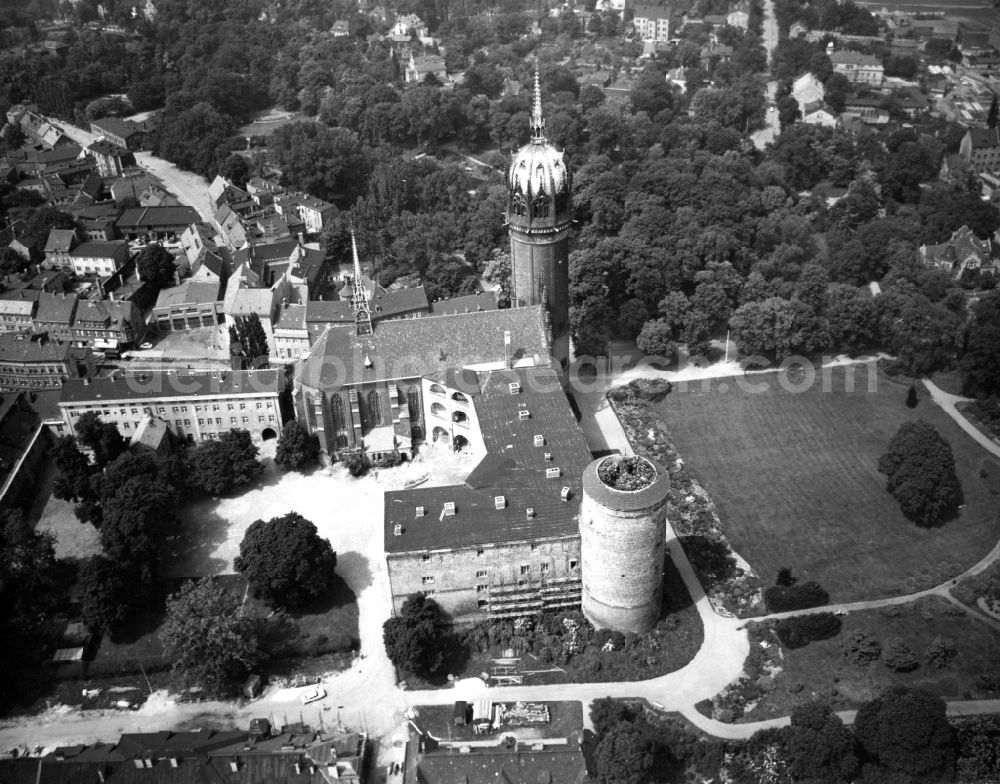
[367,390,383,426]
[330,394,345,429]
[512,193,527,217]
[531,195,550,219]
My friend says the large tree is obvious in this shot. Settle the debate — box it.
[274,421,320,471]
[593,719,656,784]
[160,577,263,697]
[878,420,961,526]
[961,290,1000,397]
[786,701,858,783]
[382,592,449,677]
[853,687,956,783]
[135,243,177,290]
[235,512,336,609]
[189,429,263,495]
[229,313,269,369]
[74,412,126,468]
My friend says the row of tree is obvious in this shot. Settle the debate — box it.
[590,689,999,783]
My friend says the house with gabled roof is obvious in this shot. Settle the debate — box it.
[918,225,999,278]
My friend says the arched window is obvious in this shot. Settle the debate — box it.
[336,434,349,449]
[367,390,382,426]
[531,195,550,219]
[330,394,345,430]
[512,193,527,217]
[451,391,468,404]
[430,402,446,417]
[452,411,468,425]
[429,383,446,396]
[407,389,421,421]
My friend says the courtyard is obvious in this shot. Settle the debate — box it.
[653,366,1000,603]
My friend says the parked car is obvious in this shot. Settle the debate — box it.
[300,686,326,705]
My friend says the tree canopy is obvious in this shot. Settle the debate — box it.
[274,421,321,471]
[382,592,450,677]
[878,420,961,526]
[160,577,263,697]
[235,512,337,609]
[190,429,263,495]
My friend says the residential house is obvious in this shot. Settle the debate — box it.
[180,223,220,265]
[830,50,884,85]
[68,240,130,276]
[393,13,427,38]
[87,139,135,177]
[74,204,120,241]
[405,53,447,84]
[803,106,838,127]
[633,5,672,41]
[71,297,145,352]
[331,19,351,36]
[918,225,998,278]
[409,733,587,784]
[727,5,750,29]
[272,302,309,360]
[115,206,201,241]
[792,72,825,117]
[59,369,284,444]
[272,191,337,234]
[960,126,1000,173]
[0,333,93,391]
[43,228,79,268]
[89,116,143,150]
[33,291,79,342]
[0,292,38,334]
[130,415,170,455]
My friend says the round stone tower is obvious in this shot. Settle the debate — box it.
[507,71,572,367]
[580,455,671,634]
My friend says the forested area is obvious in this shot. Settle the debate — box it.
[3,0,998,393]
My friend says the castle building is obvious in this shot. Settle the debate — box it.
[507,73,572,367]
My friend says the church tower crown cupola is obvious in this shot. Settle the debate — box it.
[508,69,569,207]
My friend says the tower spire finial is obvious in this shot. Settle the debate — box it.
[530,67,545,143]
[349,227,372,336]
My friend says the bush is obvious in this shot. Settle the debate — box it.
[763,581,829,612]
[341,451,371,478]
[924,636,957,669]
[841,629,882,665]
[882,637,919,672]
[774,614,842,649]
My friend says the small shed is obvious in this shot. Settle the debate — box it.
[452,700,468,726]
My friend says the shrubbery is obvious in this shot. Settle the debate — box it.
[774,613,842,649]
[841,628,882,665]
[882,636,919,672]
[878,420,961,526]
[607,378,672,404]
[763,580,829,612]
[341,451,371,478]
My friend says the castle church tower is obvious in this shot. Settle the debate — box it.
[507,71,572,367]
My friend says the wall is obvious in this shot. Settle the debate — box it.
[387,535,581,621]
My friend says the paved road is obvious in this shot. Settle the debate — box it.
[922,379,1000,460]
[47,116,215,224]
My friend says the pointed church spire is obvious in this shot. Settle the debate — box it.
[350,228,373,336]
[529,67,546,143]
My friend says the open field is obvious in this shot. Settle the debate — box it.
[741,597,1000,721]
[653,367,1000,602]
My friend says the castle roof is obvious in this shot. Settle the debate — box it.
[385,364,591,553]
[296,306,550,390]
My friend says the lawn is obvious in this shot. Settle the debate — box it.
[653,366,1000,603]
[740,597,1000,722]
